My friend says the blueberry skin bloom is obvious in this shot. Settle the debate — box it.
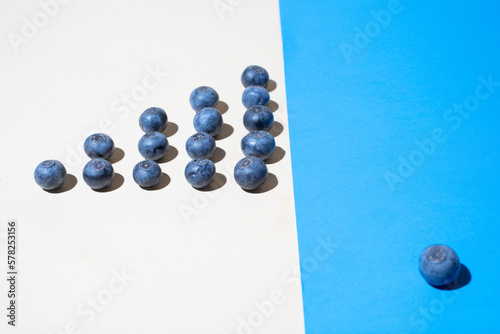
[82,158,114,190]
[243,105,274,132]
[34,160,67,190]
[84,133,115,160]
[234,156,268,190]
[419,245,461,286]
[138,131,169,161]
[184,159,216,188]
[185,132,216,159]
[133,160,162,188]
[241,131,276,160]
[241,65,269,88]
[242,85,271,109]
[139,107,168,133]
[193,107,223,137]
[189,86,219,113]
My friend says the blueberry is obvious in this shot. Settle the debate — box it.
[189,86,219,113]
[138,131,169,161]
[243,105,274,132]
[184,158,216,188]
[234,156,268,190]
[84,133,115,160]
[241,131,276,160]
[34,160,67,190]
[139,107,168,133]
[241,65,269,88]
[193,107,223,137]
[82,158,114,189]
[185,132,216,159]
[242,85,270,109]
[419,244,461,286]
[133,159,162,188]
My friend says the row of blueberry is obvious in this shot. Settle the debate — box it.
[34,65,278,191]
[183,85,223,188]
[234,66,277,190]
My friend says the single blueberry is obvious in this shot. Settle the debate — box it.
[84,133,115,160]
[241,65,269,88]
[82,158,114,189]
[133,159,162,188]
[185,132,216,159]
[139,107,168,133]
[189,86,219,113]
[419,244,461,286]
[184,159,216,189]
[34,160,67,190]
[242,85,270,109]
[234,156,268,190]
[243,105,274,132]
[193,107,223,137]
[241,131,276,160]
[138,131,169,161]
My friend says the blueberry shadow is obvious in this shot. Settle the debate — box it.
[265,147,285,164]
[93,173,124,192]
[431,264,471,290]
[197,173,227,192]
[210,147,226,163]
[266,80,277,92]
[45,174,78,193]
[141,173,170,191]
[215,124,234,140]
[216,101,229,115]
[243,173,278,194]
[269,121,284,137]
[163,122,178,138]
[157,145,178,164]
[268,101,279,112]
[108,148,125,164]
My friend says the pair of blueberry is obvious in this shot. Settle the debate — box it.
[233,66,276,191]
[82,133,116,189]
[184,87,223,189]
[189,86,224,140]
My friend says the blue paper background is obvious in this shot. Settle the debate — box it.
[280,0,500,333]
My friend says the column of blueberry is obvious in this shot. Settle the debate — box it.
[183,86,222,189]
[233,66,275,191]
[133,107,169,188]
[81,133,116,189]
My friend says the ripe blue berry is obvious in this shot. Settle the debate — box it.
[34,160,67,190]
[419,244,461,286]
[82,158,114,189]
[138,131,169,161]
[193,107,223,137]
[133,159,162,188]
[139,107,168,133]
[185,132,216,159]
[189,86,219,113]
[234,156,268,190]
[243,105,274,132]
[84,133,115,160]
[242,85,270,109]
[184,159,216,188]
[241,65,269,88]
[241,131,276,160]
